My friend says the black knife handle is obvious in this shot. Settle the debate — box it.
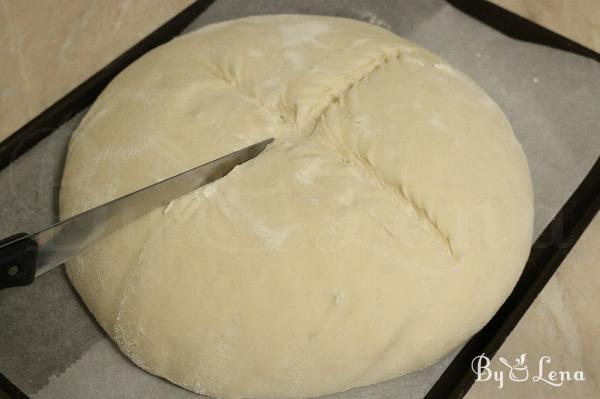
[0,233,38,289]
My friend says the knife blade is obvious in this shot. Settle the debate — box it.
[0,138,273,289]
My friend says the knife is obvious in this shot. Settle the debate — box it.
[0,138,273,290]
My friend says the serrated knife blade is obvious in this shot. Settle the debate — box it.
[0,138,273,289]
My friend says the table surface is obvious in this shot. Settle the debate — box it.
[0,0,194,142]
[489,0,600,53]
[0,1,599,398]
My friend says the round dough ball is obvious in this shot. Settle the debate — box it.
[60,15,533,399]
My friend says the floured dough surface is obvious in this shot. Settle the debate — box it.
[60,15,533,399]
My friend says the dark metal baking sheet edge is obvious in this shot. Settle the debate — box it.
[0,373,26,399]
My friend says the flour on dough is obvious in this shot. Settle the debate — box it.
[60,15,533,399]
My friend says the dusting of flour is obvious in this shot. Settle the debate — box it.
[207,182,294,252]
[355,10,392,30]
[280,21,330,47]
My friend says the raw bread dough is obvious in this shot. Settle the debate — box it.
[60,15,533,399]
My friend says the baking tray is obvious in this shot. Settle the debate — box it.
[1,1,599,398]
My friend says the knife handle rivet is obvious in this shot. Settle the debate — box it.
[0,233,38,289]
